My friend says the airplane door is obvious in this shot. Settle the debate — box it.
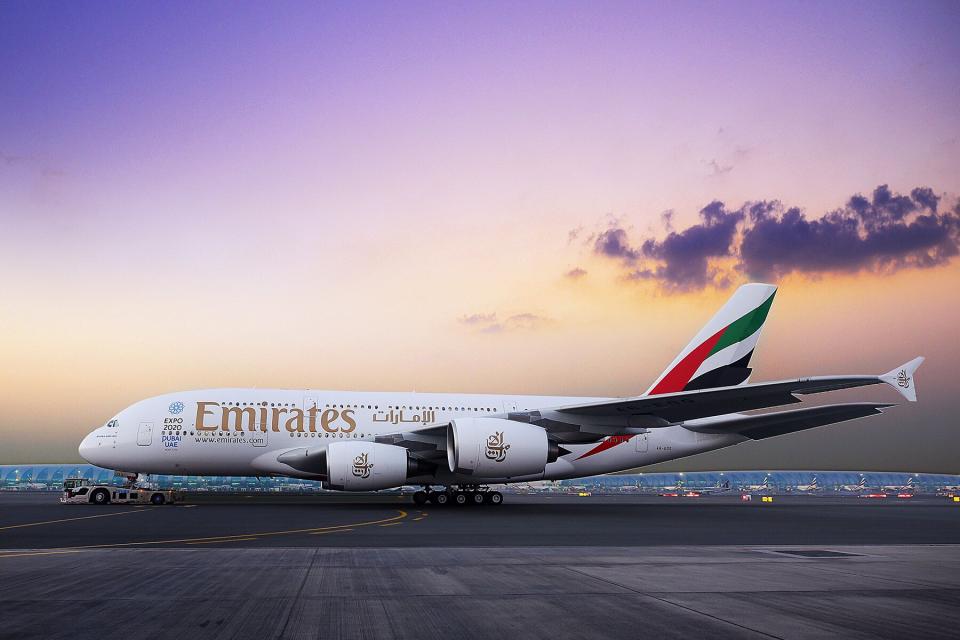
[137,422,153,446]
[635,432,648,452]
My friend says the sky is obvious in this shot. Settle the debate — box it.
[1,1,958,471]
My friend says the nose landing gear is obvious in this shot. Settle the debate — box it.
[412,485,503,506]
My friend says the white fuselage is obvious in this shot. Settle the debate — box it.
[79,389,746,485]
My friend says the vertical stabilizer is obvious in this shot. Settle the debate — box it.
[647,283,778,395]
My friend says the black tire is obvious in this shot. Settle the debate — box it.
[486,491,503,505]
[470,492,485,505]
[90,489,110,505]
[434,492,449,506]
[413,491,428,506]
[453,492,468,506]
[150,493,165,505]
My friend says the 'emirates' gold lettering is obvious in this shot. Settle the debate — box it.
[222,406,256,432]
[193,402,358,435]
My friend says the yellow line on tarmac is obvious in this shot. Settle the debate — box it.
[188,537,259,545]
[0,549,84,559]
[379,522,401,527]
[0,509,408,555]
[310,528,353,536]
[0,509,147,531]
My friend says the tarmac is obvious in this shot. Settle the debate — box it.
[2,492,959,639]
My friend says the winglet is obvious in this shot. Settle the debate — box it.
[880,357,925,402]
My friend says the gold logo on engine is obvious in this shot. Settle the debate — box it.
[352,452,373,478]
[484,431,510,462]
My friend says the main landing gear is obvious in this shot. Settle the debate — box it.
[412,486,503,507]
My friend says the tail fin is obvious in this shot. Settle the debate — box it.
[646,283,778,395]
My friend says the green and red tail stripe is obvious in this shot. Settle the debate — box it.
[648,289,775,395]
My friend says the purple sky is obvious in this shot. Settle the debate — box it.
[1,1,959,469]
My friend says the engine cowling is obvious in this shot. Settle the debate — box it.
[447,418,559,479]
[327,442,422,491]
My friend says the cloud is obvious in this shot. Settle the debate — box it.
[565,267,587,280]
[593,227,641,262]
[706,159,733,176]
[459,312,497,326]
[458,312,553,334]
[598,201,744,290]
[585,185,960,290]
[0,151,63,177]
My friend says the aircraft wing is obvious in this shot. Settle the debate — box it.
[552,357,923,424]
[372,358,923,451]
[680,402,895,440]
[376,425,448,461]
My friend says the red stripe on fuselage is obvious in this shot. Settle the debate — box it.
[648,327,726,395]
[577,435,634,460]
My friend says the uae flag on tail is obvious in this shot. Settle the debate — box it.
[646,283,777,395]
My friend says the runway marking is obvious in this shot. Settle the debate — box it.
[310,528,353,536]
[0,549,85,559]
[413,517,425,521]
[379,522,401,527]
[187,537,259,545]
[0,509,409,554]
[0,508,148,532]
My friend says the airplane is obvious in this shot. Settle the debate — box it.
[697,478,731,495]
[881,476,917,495]
[739,473,776,494]
[792,475,820,493]
[78,283,925,506]
[837,476,868,494]
[935,482,960,497]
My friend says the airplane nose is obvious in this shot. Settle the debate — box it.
[78,431,98,463]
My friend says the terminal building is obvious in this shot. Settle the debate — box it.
[2,463,959,494]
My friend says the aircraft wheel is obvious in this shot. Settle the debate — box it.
[470,492,485,505]
[91,489,110,505]
[485,491,503,506]
[453,492,468,506]
[150,493,165,505]
[412,491,428,506]
[433,491,449,506]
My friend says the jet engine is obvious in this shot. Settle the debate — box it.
[447,418,560,478]
[326,441,432,491]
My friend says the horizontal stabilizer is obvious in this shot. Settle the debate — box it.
[682,402,895,440]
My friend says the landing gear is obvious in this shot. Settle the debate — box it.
[415,486,504,506]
